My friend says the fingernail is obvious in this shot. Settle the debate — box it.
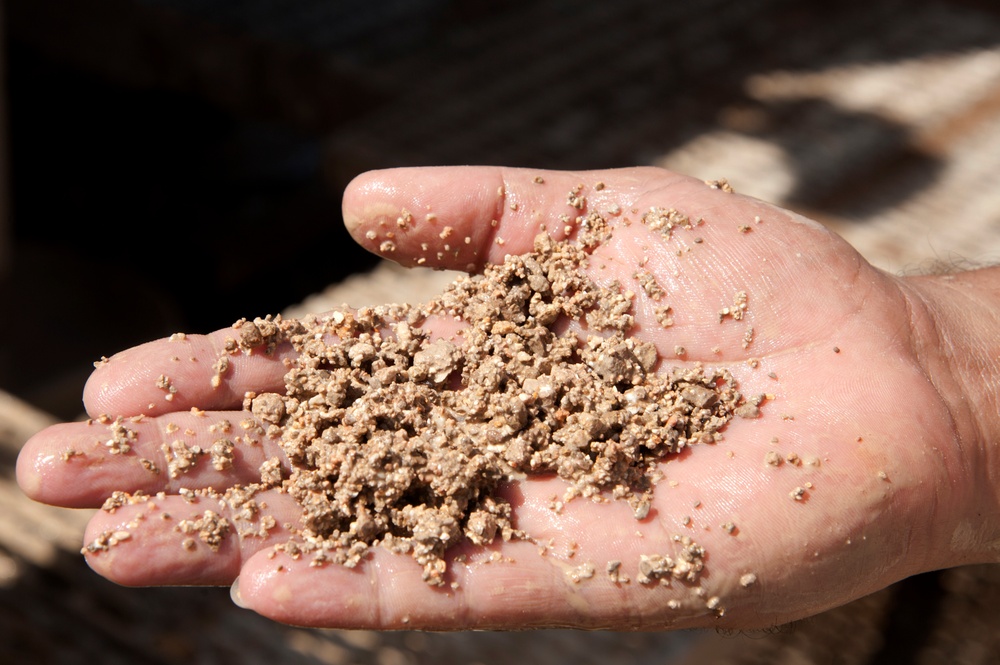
[230,576,248,609]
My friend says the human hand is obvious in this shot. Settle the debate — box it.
[17,166,1000,630]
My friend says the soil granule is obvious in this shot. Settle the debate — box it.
[212,227,747,586]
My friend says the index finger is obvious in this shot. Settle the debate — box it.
[84,324,295,418]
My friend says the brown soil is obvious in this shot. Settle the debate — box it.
[87,206,754,595]
[218,227,746,585]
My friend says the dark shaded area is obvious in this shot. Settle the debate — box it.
[2,43,379,418]
[6,41,374,321]
[0,545,396,664]
[868,571,946,665]
[715,97,944,212]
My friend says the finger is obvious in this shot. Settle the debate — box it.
[234,477,732,631]
[342,165,696,271]
[236,527,723,631]
[18,411,284,508]
[236,540,587,630]
[84,325,295,418]
[81,489,299,587]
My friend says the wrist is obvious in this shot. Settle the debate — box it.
[903,266,1000,560]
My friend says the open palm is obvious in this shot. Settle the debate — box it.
[17,166,994,630]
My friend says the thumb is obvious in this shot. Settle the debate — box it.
[341,165,688,271]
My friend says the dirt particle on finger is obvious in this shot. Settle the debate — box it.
[234,316,282,355]
[250,393,286,425]
[210,439,236,471]
[155,375,177,401]
[567,562,596,584]
[719,291,749,322]
[396,209,413,229]
[633,270,664,300]
[636,535,705,585]
[162,440,205,478]
[211,355,230,388]
[177,510,230,551]
[101,490,149,513]
[103,417,137,455]
[606,559,629,584]
[705,178,734,193]
[764,451,783,467]
[259,457,284,487]
[82,529,133,554]
[209,419,232,434]
[61,449,83,462]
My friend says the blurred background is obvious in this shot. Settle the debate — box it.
[2,0,1000,662]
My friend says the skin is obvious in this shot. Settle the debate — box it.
[16,166,1000,630]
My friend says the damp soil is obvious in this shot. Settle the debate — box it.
[216,229,746,585]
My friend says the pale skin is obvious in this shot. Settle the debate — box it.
[16,166,1000,630]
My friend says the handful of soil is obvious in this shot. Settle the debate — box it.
[233,232,743,585]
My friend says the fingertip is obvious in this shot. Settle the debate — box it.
[342,166,504,272]
[342,168,398,235]
[15,431,44,501]
[239,550,416,629]
[82,362,116,418]
[83,500,244,587]
[82,341,167,418]
[16,422,95,506]
[230,575,249,609]
[238,552,320,626]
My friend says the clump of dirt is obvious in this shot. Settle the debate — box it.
[227,230,746,585]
